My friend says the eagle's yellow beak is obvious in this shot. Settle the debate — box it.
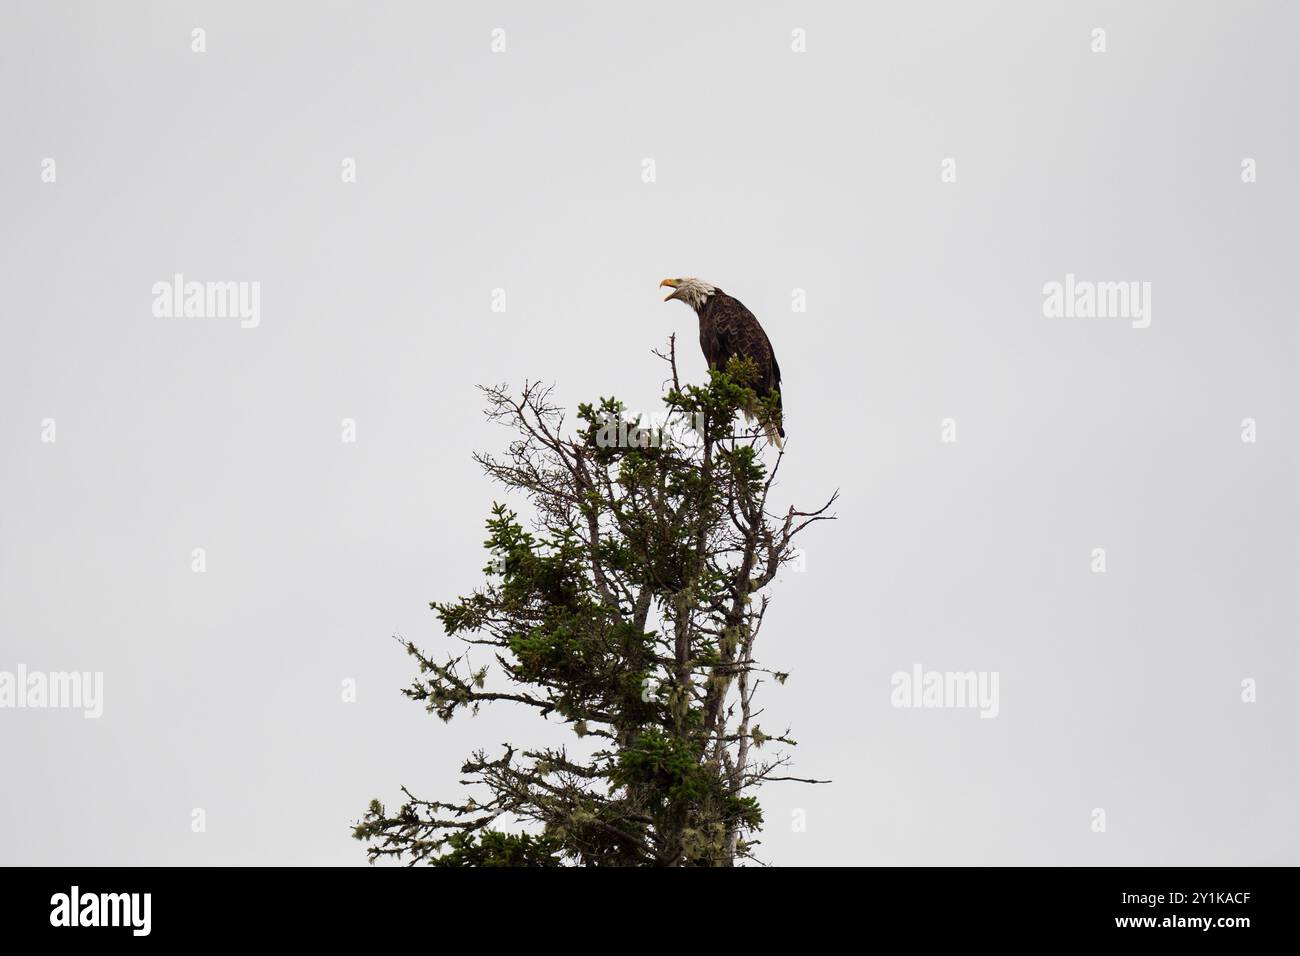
[660,278,680,301]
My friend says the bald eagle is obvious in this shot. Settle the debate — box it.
[661,277,785,447]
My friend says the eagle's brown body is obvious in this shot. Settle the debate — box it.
[695,289,785,445]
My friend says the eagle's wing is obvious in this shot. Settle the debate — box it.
[757,322,782,396]
[710,294,785,442]
[711,297,778,390]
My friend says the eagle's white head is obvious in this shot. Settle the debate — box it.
[660,277,717,310]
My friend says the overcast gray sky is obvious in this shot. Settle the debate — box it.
[1,0,1296,865]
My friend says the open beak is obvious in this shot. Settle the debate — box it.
[660,278,680,301]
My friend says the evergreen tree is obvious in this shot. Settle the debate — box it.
[354,343,836,866]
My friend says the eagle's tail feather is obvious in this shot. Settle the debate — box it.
[742,399,785,448]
